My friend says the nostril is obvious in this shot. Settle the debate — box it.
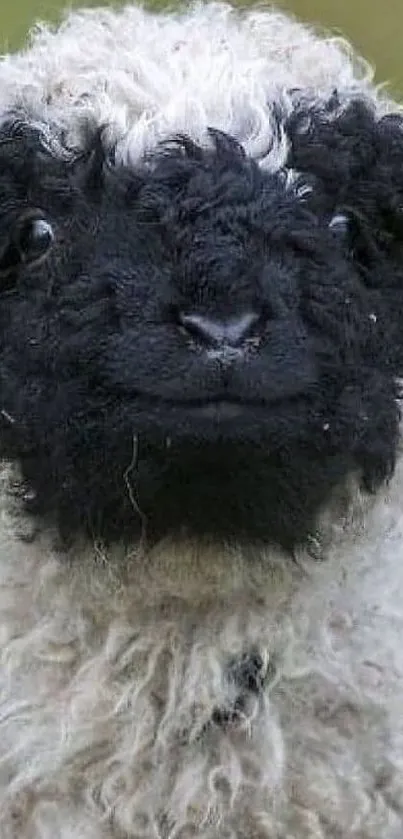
[177,311,263,347]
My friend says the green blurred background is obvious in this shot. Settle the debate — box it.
[1,0,402,98]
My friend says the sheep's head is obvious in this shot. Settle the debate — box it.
[0,103,402,550]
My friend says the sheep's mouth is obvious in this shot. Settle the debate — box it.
[133,390,308,415]
[130,390,311,441]
[165,396,267,418]
[192,400,247,419]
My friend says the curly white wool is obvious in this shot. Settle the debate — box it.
[0,4,403,838]
[1,456,403,838]
[0,2,396,167]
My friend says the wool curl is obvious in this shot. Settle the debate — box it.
[1,3,403,838]
[2,453,403,838]
[0,1,398,166]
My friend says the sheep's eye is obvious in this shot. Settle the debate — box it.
[16,217,54,264]
[0,214,54,288]
[328,213,350,238]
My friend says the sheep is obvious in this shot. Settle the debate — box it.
[1,1,403,836]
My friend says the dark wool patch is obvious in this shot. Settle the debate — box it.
[0,108,401,549]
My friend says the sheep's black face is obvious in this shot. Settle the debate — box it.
[0,110,401,550]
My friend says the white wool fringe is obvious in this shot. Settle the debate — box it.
[0,3,403,837]
[0,2,399,168]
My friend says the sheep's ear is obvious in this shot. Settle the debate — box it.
[289,100,403,371]
[353,114,403,245]
[346,112,403,374]
[288,101,403,249]
[346,112,403,371]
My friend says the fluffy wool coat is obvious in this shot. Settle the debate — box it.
[1,4,403,837]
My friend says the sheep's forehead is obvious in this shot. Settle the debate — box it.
[0,2,398,172]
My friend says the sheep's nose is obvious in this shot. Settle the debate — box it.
[178,311,261,347]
